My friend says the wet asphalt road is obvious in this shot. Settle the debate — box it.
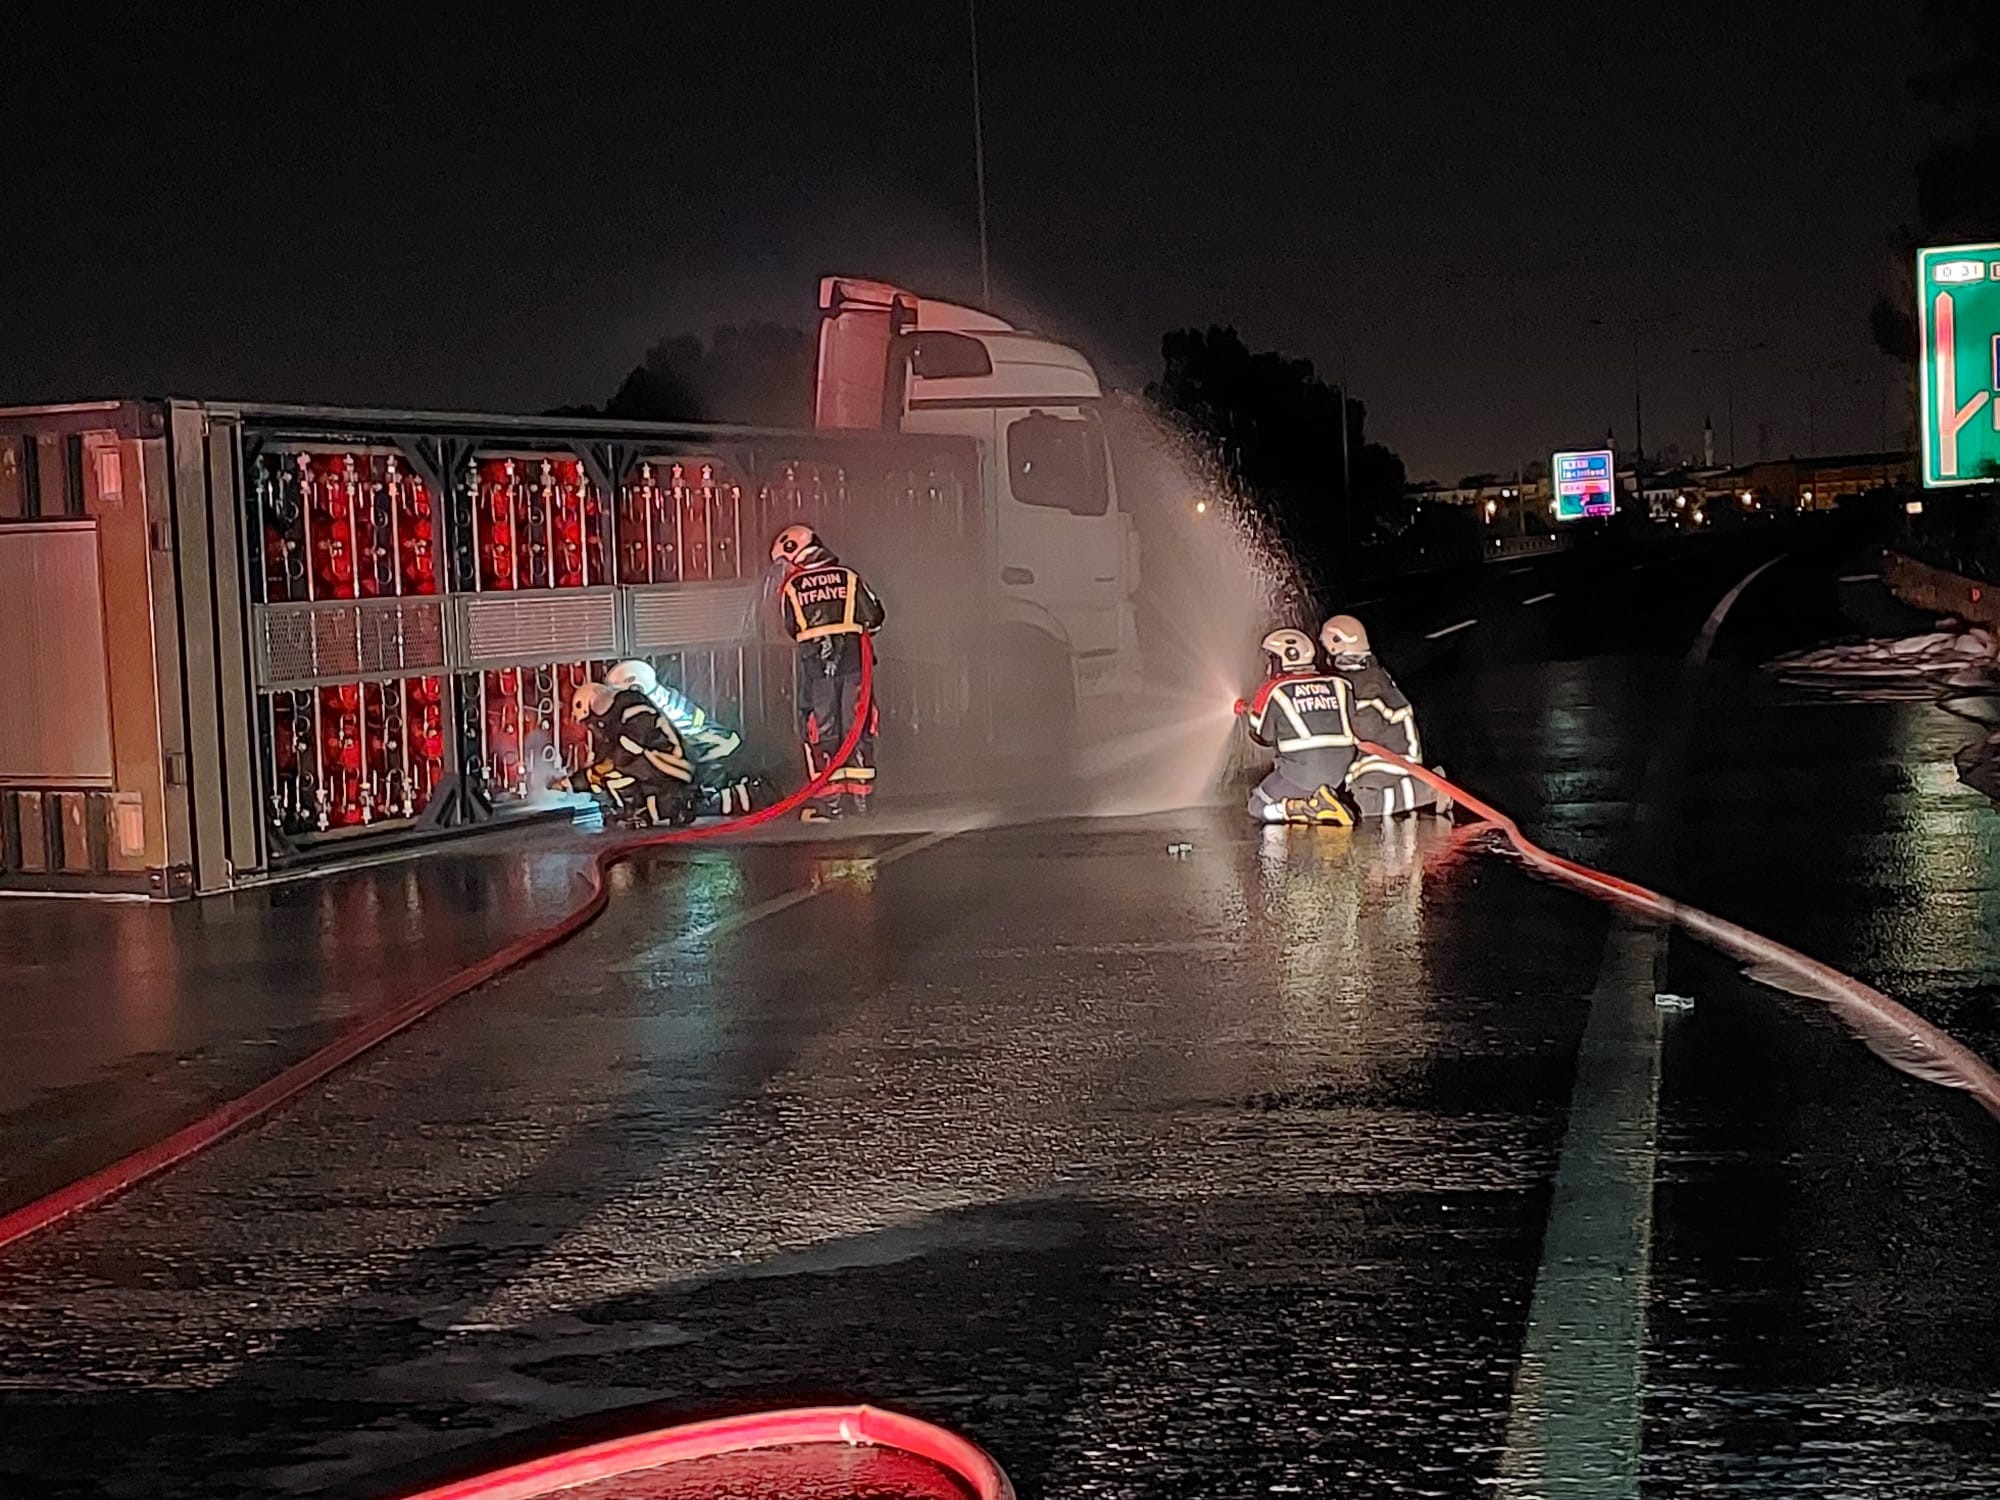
[4,523,2000,1497]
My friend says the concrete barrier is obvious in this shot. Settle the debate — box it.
[1884,551,2000,630]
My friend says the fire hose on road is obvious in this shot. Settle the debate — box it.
[4,639,1997,1258]
[1354,739,2000,1122]
[0,642,881,1254]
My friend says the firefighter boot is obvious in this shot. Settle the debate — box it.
[1280,796,1316,823]
[1307,785,1355,827]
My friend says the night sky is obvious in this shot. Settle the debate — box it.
[2,3,1924,481]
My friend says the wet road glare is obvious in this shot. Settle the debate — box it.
[3,529,2000,1497]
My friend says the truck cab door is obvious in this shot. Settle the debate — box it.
[998,406,1131,686]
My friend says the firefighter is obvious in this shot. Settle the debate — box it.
[1240,627,1357,826]
[566,679,698,829]
[1319,614,1448,817]
[604,659,772,817]
[771,524,885,821]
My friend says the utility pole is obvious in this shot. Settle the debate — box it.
[1592,313,1675,507]
[1692,341,1768,466]
[1798,360,1846,458]
[968,0,992,306]
[1337,378,1353,554]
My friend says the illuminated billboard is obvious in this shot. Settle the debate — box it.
[1918,242,2000,488]
[1552,449,1616,520]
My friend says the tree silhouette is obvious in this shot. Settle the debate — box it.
[569,323,816,426]
[1146,325,1406,578]
[1873,0,2000,360]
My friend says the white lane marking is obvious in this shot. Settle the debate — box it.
[1691,554,1784,659]
[1522,591,1557,606]
[1629,562,1649,572]
[1425,617,1479,640]
[1501,552,1786,1496]
[1839,572,1881,583]
[1506,565,1534,576]
[616,829,962,967]
[1499,921,1664,1499]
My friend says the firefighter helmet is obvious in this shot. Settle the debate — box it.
[605,659,658,698]
[1320,614,1371,664]
[570,680,616,723]
[1260,628,1317,672]
[770,524,828,566]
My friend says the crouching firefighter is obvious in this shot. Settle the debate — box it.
[1320,614,1449,818]
[566,679,699,829]
[1239,628,1358,826]
[603,659,773,817]
[771,524,885,822]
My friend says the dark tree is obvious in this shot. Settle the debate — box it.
[1145,325,1405,579]
[1874,0,2000,360]
[1911,0,2000,237]
[590,323,816,426]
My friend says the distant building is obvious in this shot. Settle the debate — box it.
[1417,477,1545,512]
[1694,451,1913,512]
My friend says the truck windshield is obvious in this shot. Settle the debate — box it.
[1008,411,1109,516]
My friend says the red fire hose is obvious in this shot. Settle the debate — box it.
[391,1404,1013,1500]
[0,641,880,1254]
[1354,739,2000,1122]
[7,669,1992,1258]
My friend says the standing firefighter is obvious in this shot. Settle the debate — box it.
[1239,628,1357,826]
[567,679,698,828]
[1320,614,1447,817]
[771,525,886,821]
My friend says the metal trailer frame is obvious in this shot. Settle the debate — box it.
[0,399,983,899]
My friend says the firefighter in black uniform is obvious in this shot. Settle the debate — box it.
[604,659,772,817]
[1239,628,1358,825]
[771,524,886,821]
[566,679,698,828]
[1319,614,1448,817]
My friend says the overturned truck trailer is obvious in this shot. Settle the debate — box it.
[0,400,981,897]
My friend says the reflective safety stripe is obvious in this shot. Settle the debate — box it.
[641,750,693,782]
[1268,680,1356,755]
[1274,692,1313,745]
[830,764,877,782]
[1350,754,1410,776]
[1357,697,1413,723]
[788,568,868,641]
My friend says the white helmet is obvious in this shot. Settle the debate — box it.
[1320,614,1370,664]
[770,523,828,566]
[1260,628,1317,672]
[570,679,617,723]
[604,659,658,697]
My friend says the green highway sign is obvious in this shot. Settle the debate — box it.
[1919,242,2000,488]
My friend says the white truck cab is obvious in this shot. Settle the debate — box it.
[815,277,1141,719]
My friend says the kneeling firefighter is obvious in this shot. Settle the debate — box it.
[1239,628,1358,826]
[1320,614,1448,817]
[567,679,699,828]
[771,524,886,821]
[603,659,773,817]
